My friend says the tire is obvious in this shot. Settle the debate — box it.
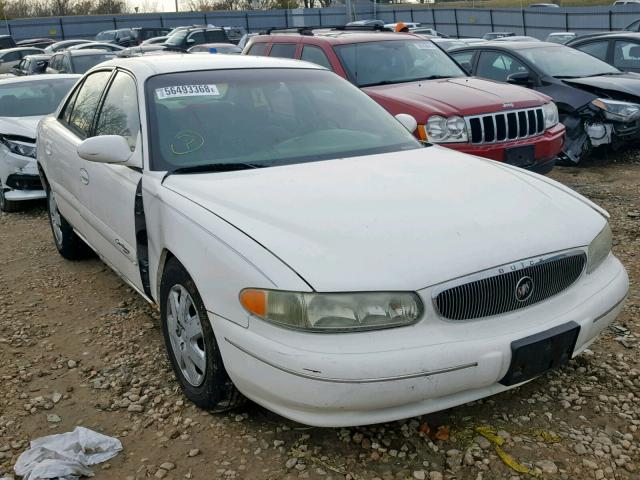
[46,188,93,260]
[160,257,245,412]
[0,181,22,213]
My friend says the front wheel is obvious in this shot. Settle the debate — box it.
[46,188,92,260]
[160,257,244,412]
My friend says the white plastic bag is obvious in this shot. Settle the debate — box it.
[14,427,122,480]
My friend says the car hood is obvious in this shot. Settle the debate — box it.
[163,148,603,292]
[364,77,548,116]
[0,116,41,139]
[563,72,640,99]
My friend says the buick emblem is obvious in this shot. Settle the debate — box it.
[515,276,534,302]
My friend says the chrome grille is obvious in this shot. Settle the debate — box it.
[434,252,586,321]
[466,107,545,144]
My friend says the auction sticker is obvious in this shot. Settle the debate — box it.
[156,84,220,99]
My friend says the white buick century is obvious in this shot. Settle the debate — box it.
[38,55,629,427]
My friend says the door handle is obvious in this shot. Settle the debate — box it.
[115,239,130,255]
[80,168,89,185]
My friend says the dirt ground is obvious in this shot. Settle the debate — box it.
[0,153,639,480]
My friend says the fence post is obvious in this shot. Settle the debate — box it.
[521,9,526,35]
[489,9,494,31]
[284,10,289,28]
[410,8,414,23]
[59,18,65,39]
[7,22,11,37]
[319,9,322,26]
[160,15,164,27]
[432,8,437,30]
[609,9,612,31]
[565,12,568,31]
[113,17,117,29]
[203,13,207,24]
[454,9,459,37]
[393,9,397,22]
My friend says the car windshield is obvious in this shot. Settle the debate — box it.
[96,31,116,41]
[165,31,187,47]
[0,78,77,117]
[71,53,115,73]
[146,69,422,171]
[519,45,621,77]
[334,39,466,87]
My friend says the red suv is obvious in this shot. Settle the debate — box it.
[244,29,565,173]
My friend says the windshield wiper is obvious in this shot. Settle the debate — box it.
[359,76,452,87]
[162,162,263,183]
[557,72,622,79]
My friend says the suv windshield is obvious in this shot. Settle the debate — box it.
[146,69,421,171]
[0,78,77,117]
[165,31,187,47]
[520,45,620,77]
[71,53,115,73]
[334,39,466,87]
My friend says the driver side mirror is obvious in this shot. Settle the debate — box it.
[507,71,532,86]
[395,113,418,133]
[77,135,132,164]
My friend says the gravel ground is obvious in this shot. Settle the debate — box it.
[0,155,639,480]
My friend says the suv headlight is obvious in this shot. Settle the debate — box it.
[592,98,640,122]
[586,223,612,274]
[425,115,468,143]
[542,102,559,129]
[240,289,423,332]
[1,137,36,159]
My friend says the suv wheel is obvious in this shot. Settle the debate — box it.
[160,257,245,412]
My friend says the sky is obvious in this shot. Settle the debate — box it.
[128,0,182,12]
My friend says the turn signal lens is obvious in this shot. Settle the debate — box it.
[239,289,423,332]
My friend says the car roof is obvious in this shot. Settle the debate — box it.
[573,31,640,40]
[195,43,237,47]
[253,31,424,45]
[23,54,52,60]
[0,47,43,53]
[0,73,81,85]
[95,53,324,77]
[65,48,117,56]
[470,40,559,49]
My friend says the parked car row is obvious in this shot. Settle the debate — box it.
[0,19,629,428]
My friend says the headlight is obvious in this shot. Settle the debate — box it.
[425,115,468,143]
[591,98,640,122]
[586,223,612,274]
[542,102,559,129]
[1,137,36,159]
[239,289,423,332]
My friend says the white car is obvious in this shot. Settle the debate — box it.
[0,74,79,212]
[37,55,629,427]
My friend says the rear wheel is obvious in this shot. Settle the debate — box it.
[0,180,21,213]
[47,188,92,260]
[160,257,244,412]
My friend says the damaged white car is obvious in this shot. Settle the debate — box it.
[0,75,79,212]
[38,55,629,427]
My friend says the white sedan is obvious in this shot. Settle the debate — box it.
[0,74,79,212]
[37,55,629,427]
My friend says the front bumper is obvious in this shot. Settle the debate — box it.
[1,151,44,202]
[442,123,565,173]
[214,253,628,427]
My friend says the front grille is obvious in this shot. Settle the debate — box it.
[467,107,545,144]
[434,252,586,320]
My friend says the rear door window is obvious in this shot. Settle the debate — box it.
[67,71,112,138]
[575,41,609,61]
[269,43,297,59]
[246,42,268,56]
[2,51,20,62]
[205,30,228,42]
[187,31,206,46]
[613,40,640,70]
[450,51,474,72]
[300,45,332,69]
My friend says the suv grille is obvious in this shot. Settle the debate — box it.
[434,252,586,320]
[466,107,545,144]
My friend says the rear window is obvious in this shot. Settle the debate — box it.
[71,53,115,73]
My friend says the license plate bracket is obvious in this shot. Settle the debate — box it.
[500,322,580,386]
[505,145,535,168]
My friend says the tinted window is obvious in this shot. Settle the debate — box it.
[451,51,474,71]
[0,78,77,117]
[476,51,529,81]
[96,31,116,41]
[205,30,228,43]
[187,31,206,46]
[0,38,14,49]
[613,40,640,70]
[68,71,111,137]
[520,45,619,77]
[146,69,420,171]
[269,43,297,59]
[300,45,332,69]
[576,41,608,61]
[95,72,140,150]
[247,42,267,56]
[1,51,20,62]
[71,53,115,74]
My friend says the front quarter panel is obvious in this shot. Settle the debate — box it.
[142,172,312,328]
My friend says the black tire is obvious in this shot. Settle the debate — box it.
[46,188,93,260]
[0,181,22,213]
[160,257,245,412]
